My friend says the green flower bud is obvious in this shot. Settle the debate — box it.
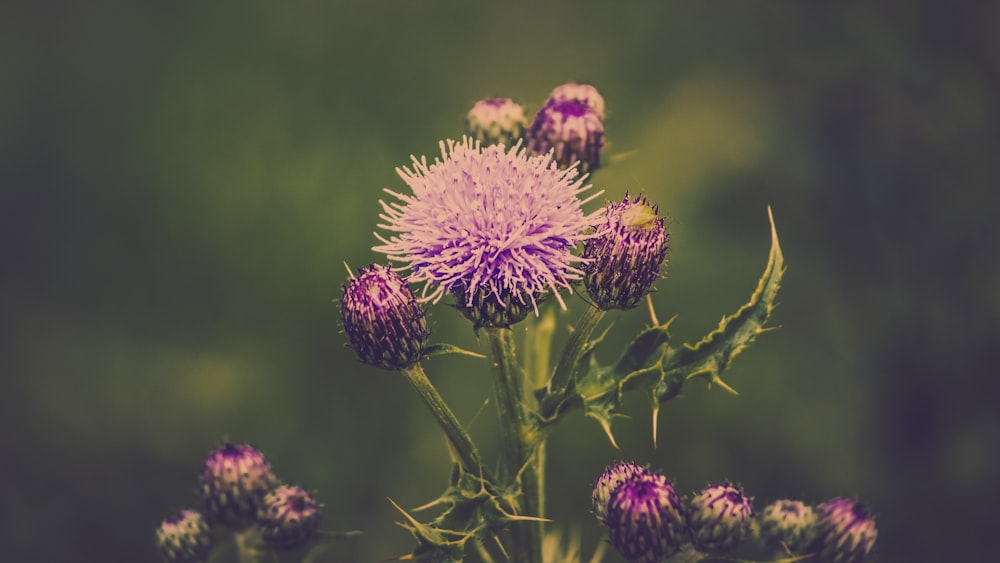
[759,499,817,554]
[452,286,535,329]
[465,97,527,147]
[155,509,212,563]
[686,483,753,554]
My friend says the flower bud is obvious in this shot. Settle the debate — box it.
[759,499,817,555]
[526,98,604,173]
[198,442,277,530]
[155,509,212,563]
[583,195,669,310]
[341,264,430,370]
[452,286,535,329]
[465,97,527,147]
[686,483,754,554]
[809,498,877,563]
[604,472,687,563]
[592,461,650,524]
[258,484,322,551]
[547,82,606,120]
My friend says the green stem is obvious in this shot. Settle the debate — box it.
[484,327,541,563]
[233,528,267,563]
[400,363,485,477]
[542,304,606,418]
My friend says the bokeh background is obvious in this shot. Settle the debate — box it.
[3,1,998,562]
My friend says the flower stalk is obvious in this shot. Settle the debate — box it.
[484,327,543,563]
[542,304,607,419]
[399,362,485,477]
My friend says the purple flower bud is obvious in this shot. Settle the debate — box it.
[759,499,817,555]
[198,442,277,530]
[686,483,754,554]
[465,97,527,147]
[341,264,430,370]
[155,509,212,563]
[583,195,669,310]
[592,461,650,524]
[547,82,606,120]
[258,484,322,551]
[526,98,604,174]
[605,473,687,563]
[809,498,877,563]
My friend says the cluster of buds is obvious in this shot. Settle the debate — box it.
[464,82,606,174]
[593,462,877,563]
[154,441,322,562]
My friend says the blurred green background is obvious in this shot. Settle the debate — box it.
[3,1,998,562]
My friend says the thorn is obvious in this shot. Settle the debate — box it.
[387,498,422,528]
[344,262,356,279]
[646,294,659,326]
[712,376,740,396]
[598,418,620,450]
[651,405,660,448]
[493,536,509,560]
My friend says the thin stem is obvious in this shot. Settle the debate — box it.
[542,304,606,417]
[484,327,542,563]
[399,363,485,477]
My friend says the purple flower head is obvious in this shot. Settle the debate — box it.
[583,194,669,310]
[465,97,527,147]
[341,264,429,369]
[374,138,603,326]
[809,498,877,563]
[526,98,604,174]
[258,484,322,551]
[198,441,277,530]
[605,472,687,563]
[548,82,606,119]
[592,461,650,524]
[759,499,818,555]
[686,483,754,554]
[155,509,212,563]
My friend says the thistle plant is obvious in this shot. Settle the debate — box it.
[156,82,877,563]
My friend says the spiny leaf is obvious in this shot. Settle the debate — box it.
[423,343,487,359]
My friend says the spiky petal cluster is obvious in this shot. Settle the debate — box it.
[592,461,650,524]
[583,194,669,310]
[547,82,606,119]
[809,498,878,563]
[526,98,604,173]
[759,499,818,555]
[258,485,322,551]
[155,509,212,563]
[605,472,687,563]
[374,138,603,322]
[341,264,429,369]
[686,483,754,554]
[465,97,527,147]
[198,442,277,530]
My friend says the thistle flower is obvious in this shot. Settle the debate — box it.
[809,498,878,563]
[155,509,212,563]
[526,98,604,173]
[374,138,603,327]
[592,461,650,524]
[604,472,687,563]
[547,82,606,119]
[258,484,322,551]
[341,264,430,369]
[759,499,818,555]
[465,97,527,147]
[583,194,669,310]
[686,483,754,554]
[199,442,277,530]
